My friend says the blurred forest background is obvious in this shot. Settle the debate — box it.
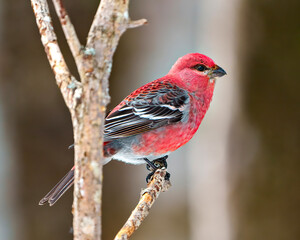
[0,0,299,240]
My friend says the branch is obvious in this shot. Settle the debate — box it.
[84,0,147,94]
[71,2,146,240]
[127,19,148,29]
[31,0,147,239]
[51,0,86,81]
[31,0,82,110]
[114,169,171,240]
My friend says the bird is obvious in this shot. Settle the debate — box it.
[39,53,226,206]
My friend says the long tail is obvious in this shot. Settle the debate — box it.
[39,167,74,206]
[40,142,115,206]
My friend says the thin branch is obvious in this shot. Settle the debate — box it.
[31,0,81,110]
[114,169,171,240]
[31,0,147,240]
[71,1,146,240]
[127,19,148,29]
[84,0,147,92]
[51,0,85,81]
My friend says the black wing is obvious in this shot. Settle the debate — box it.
[104,82,189,141]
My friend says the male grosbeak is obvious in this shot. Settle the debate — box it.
[39,53,226,206]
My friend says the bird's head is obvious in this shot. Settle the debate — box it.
[169,53,226,83]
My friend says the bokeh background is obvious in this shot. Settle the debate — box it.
[0,0,299,239]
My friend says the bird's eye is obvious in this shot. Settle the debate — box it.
[194,64,207,72]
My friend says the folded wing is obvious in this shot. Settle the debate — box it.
[104,81,189,141]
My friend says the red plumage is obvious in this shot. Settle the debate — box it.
[40,53,226,206]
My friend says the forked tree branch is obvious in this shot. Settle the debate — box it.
[52,0,85,80]
[31,0,159,240]
[31,0,82,110]
[71,2,146,240]
[114,169,171,240]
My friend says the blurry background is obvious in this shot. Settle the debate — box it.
[0,0,299,239]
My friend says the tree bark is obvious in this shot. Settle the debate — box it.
[114,169,171,240]
[30,0,146,239]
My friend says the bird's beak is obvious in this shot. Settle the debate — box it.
[209,65,227,79]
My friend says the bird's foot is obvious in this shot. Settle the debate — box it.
[144,156,170,182]
[145,168,171,182]
[145,171,154,183]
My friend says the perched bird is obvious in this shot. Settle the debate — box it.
[39,53,226,206]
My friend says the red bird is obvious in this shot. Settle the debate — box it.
[39,53,226,206]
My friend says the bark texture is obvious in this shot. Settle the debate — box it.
[114,169,171,240]
[30,0,146,239]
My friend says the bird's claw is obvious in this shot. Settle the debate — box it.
[153,156,168,169]
[146,172,154,183]
[144,156,170,183]
[146,169,171,183]
[165,172,171,181]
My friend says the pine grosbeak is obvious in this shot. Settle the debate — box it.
[39,53,226,206]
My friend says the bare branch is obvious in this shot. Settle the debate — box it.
[51,0,85,81]
[84,0,147,98]
[31,0,147,239]
[114,169,171,240]
[72,1,146,240]
[127,19,148,29]
[30,0,81,110]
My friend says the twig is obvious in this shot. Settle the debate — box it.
[72,2,146,240]
[114,169,171,240]
[30,0,81,110]
[51,0,85,80]
[84,0,147,97]
[31,0,147,239]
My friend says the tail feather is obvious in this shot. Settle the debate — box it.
[39,167,74,206]
[39,142,113,206]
